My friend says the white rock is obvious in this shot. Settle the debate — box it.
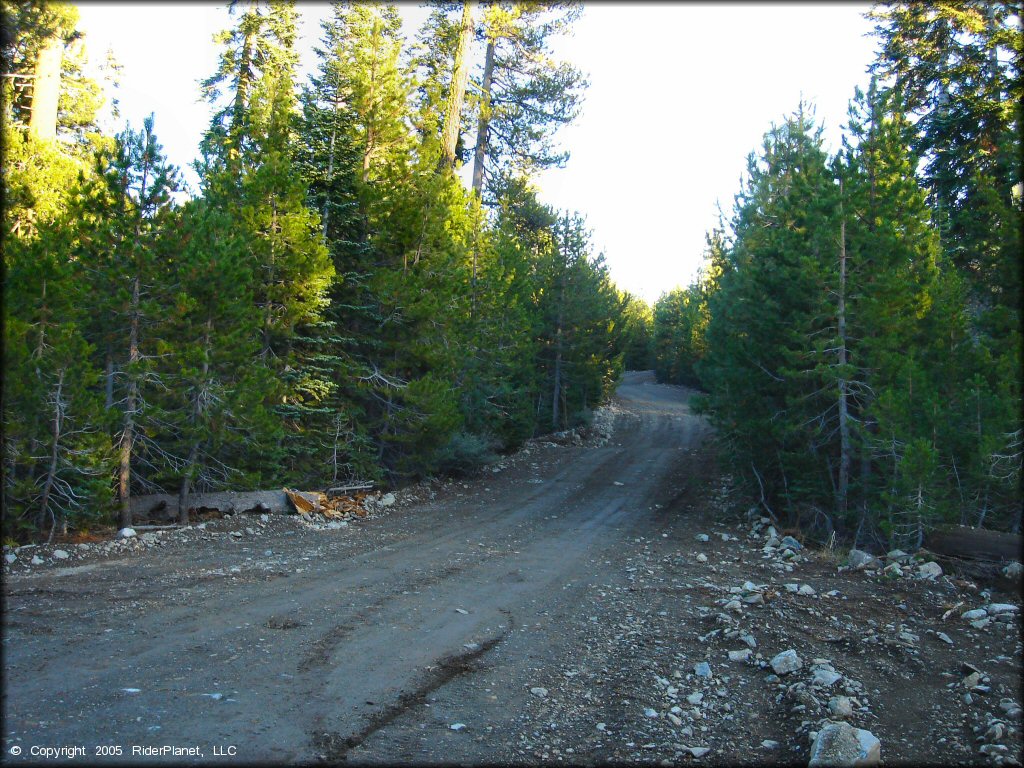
[696,553,708,563]
[4,553,16,564]
[695,533,709,542]
[761,740,779,749]
[117,527,137,538]
[379,493,396,507]
[454,608,469,614]
[643,708,658,718]
[799,584,816,596]
[809,721,880,767]
[728,649,752,662]
[31,555,44,565]
[847,549,880,570]
[813,669,843,688]
[694,662,712,678]
[1002,561,1022,580]
[122,688,141,694]
[770,649,803,676]
[961,609,988,620]
[450,723,466,731]
[784,583,800,593]
[686,692,703,705]
[917,561,943,579]
[828,696,854,718]
[530,687,548,698]
[685,747,711,758]
[985,603,1019,615]
[52,549,69,560]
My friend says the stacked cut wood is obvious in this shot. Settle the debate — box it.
[284,487,372,519]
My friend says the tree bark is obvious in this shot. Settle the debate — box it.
[439,1,476,170]
[39,369,65,538]
[836,184,850,521]
[178,318,213,525]
[471,38,496,197]
[321,92,341,241]
[28,34,63,143]
[118,141,152,531]
[551,272,566,430]
[119,273,140,530]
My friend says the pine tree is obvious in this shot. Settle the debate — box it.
[69,116,183,529]
[470,1,587,200]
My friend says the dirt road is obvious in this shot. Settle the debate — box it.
[3,372,1021,765]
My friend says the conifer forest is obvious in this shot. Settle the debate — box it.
[2,0,1020,556]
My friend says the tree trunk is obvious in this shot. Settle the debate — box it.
[119,273,140,530]
[551,273,566,430]
[178,318,213,525]
[321,92,341,241]
[471,38,496,197]
[439,1,476,170]
[39,369,65,538]
[836,187,850,520]
[105,350,115,410]
[28,34,63,143]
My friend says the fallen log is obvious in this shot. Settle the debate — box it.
[924,525,1022,563]
[130,490,296,521]
[327,482,375,496]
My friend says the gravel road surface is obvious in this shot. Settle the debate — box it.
[4,371,1020,766]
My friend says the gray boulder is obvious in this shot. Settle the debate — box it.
[917,561,943,579]
[847,549,880,570]
[809,721,881,766]
[770,649,802,675]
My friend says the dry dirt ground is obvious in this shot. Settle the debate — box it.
[2,371,1021,766]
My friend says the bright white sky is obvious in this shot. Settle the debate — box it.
[76,2,877,304]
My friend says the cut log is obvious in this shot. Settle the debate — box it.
[326,482,375,496]
[130,490,295,520]
[924,526,1022,563]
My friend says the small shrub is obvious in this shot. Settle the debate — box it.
[435,431,500,478]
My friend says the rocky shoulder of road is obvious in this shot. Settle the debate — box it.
[482,486,1022,767]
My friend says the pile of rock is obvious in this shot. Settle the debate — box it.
[972,698,1022,765]
[960,602,1020,631]
[843,547,948,581]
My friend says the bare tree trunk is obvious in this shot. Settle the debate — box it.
[28,34,63,142]
[119,274,140,530]
[178,318,213,525]
[439,1,476,170]
[118,130,154,530]
[471,38,496,197]
[105,350,115,410]
[551,273,566,430]
[836,184,850,521]
[321,92,341,241]
[39,369,65,538]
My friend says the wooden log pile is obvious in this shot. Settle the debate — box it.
[130,483,376,524]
